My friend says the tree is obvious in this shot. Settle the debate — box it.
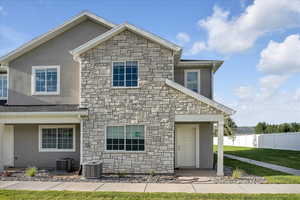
[255,122,267,134]
[224,117,237,136]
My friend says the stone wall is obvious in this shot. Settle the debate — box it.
[79,30,223,174]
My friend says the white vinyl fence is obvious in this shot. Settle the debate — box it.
[214,132,300,151]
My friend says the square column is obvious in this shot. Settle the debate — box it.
[217,119,224,176]
[0,124,5,172]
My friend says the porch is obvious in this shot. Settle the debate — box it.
[175,114,225,176]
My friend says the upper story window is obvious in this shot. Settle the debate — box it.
[112,61,138,87]
[0,74,8,99]
[184,69,201,93]
[32,65,60,95]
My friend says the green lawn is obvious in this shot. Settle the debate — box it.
[213,145,300,184]
[1,190,300,200]
[215,145,300,170]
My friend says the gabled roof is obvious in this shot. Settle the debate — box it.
[0,11,116,65]
[70,23,182,59]
[165,79,235,115]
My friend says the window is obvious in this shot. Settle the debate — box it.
[32,66,60,95]
[0,74,7,99]
[184,70,201,93]
[106,125,145,151]
[112,61,138,87]
[39,125,75,152]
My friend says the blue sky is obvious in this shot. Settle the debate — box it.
[1,0,300,126]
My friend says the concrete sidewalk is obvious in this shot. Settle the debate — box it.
[1,181,300,193]
[224,154,300,176]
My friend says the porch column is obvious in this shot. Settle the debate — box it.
[0,124,5,172]
[217,118,224,176]
[80,117,84,165]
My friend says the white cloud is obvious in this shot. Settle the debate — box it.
[258,34,300,74]
[259,75,289,98]
[235,86,255,101]
[189,41,207,55]
[294,88,300,101]
[176,32,190,45]
[198,0,300,54]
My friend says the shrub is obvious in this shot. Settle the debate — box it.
[232,168,244,179]
[149,170,156,177]
[117,171,126,178]
[25,167,37,177]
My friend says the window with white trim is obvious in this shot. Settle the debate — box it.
[32,66,60,95]
[112,61,138,87]
[184,70,201,93]
[106,125,145,151]
[0,74,7,99]
[39,125,75,152]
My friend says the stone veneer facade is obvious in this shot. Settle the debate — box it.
[79,30,223,173]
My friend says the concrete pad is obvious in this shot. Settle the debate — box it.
[0,181,19,189]
[145,183,194,193]
[270,184,300,194]
[193,184,245,193]
[238,184,279,194]
[97,183,146,192]
[50,182,104,191]
[4,181,62,191]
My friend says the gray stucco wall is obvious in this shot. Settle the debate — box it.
[174,67,212,99]
[199,122,214,169]
[8,19,109,105]
[14,124,80,169]
[79,29,223,174]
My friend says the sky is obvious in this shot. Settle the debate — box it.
[0,0,300,126]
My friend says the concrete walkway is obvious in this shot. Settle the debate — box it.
[1,181,300,193]
[224,154,300,176]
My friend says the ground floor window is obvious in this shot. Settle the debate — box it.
[106,125,145,151]
[39,125,76,152]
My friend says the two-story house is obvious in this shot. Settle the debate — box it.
[0,11,235,176]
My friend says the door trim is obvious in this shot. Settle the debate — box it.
[175,124,200,168]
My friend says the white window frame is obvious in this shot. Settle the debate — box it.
[111,61,139,88]
[0,74,8,100]
[105,124,146,153]
[184,69,201,93]
[38,125,76,152]
[31,65,60,95]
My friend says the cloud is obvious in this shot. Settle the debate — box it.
[198,0,300,54]
[294,88,300,101]
[176,32,190,45]
[0,6,7,16]
[235,86,255,101]
[259,75,289,98]
[258,34,300,74]
[189,41,207,55]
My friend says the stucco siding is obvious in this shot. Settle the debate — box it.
[8,19,109,105]
[14,124,80,169]
[174,67,212,98]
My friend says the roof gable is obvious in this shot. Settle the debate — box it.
[70,23,182,59]
[0,11,115,65]
[165,79,235,115]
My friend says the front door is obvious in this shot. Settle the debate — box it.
[176,124,199,168]
[3,126,14,167]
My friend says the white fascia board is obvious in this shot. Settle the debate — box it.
[0,110,88,117]
[0,11,115,65]
[70,23,182,58]
[177,60,223,73]
[175,114,224,122]
[166,79,235,115]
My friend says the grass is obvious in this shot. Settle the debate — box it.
[214,145,300,170]
[1,190,300,200]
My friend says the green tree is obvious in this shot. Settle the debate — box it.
[224,117,237,136]
[255,122,267,134]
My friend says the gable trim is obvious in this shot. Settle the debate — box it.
[165,79,235,115]
[0,11,116,65]
[70,23,182,59]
